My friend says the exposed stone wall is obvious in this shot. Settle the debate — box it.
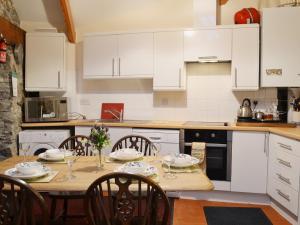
[0,0,23,159]
[0,0,20,26]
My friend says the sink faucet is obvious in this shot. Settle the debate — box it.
[104,109,123,122]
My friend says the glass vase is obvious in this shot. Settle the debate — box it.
[93,147,104,170]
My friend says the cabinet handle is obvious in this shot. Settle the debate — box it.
[264,133,269,156]
[278,142,292,151]
[235,67,237,88]
[112,58,115,76]
[179,68,181,87]
[276,189,290,202]
[118,58,121,76]
[277,158,292,168]
[58,71,61,88]
[149,137,161,140]
[198,56,218,60]
[297,74,300,76]
[276,173,291,185]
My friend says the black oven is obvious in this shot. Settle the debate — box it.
[181,129,232,181]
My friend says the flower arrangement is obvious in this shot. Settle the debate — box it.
[89,125,110,151]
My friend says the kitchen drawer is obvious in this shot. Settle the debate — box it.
[270,134,300,157]
[132,129,179,143]
[268,178,298,215]
[269,144,300,191]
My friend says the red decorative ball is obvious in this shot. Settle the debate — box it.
[235,8,260,24]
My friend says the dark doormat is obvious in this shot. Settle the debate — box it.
[204,207,273,225]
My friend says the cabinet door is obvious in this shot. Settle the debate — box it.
[25,33,65,91]
[118,33,154,77]
[83,35,118,78]
[232,27,259,91]
[154,31,185,91]
[231,131,268,193]
[261,7,300,87]
[184,28,232,62]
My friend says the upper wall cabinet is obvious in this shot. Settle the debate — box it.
[183,28,232,62]
[154,31,186,91]
[83,34,118,78]
[83,32,154,79]
[261,7,300,87]
[25,33,66,92]
[232,25,259,91]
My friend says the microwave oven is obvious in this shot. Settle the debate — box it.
[24,97,68,122]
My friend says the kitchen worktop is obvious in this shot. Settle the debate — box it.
[21,120,300,141]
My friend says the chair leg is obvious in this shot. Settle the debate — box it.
[50,197,57,219]
[62,199,68,222]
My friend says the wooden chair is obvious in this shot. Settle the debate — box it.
[111,135,155,156]
[59,135,92,156]
[85,172,170,225]
[0,174,50,225]
[49,135,91,222]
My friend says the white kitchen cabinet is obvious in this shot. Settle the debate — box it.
[231,25,259,91]
[184,28,232,62]
[83,34,118,78]
[132,128,180,156]
[75,126,132,155]
[83,32,154,79]
[25,33,65,91]
[154,31,186,91]
[118,33,153,77]
[267,134,300,215]
[231,131,268,194]
[261,7,300,87]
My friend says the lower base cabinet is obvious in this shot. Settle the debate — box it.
[231,131,268,194]
[132,128,180,156]
[267,134,300,215]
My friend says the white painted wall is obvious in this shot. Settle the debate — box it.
[21,1,281,122]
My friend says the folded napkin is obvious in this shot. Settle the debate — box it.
[37,159,67,164]
[26,171,59,183]
[162,164,201,173]
[191,142,206,174]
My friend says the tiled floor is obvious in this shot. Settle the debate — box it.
[173,199,292,225]
[51,198,292,225]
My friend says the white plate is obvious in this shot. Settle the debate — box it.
[109,148,143,161]
[164,154,199,168]
[4,166,50,180]
[38,151,72,161]
[114,161,157,177]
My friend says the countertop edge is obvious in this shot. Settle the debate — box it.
[21,121,300,141]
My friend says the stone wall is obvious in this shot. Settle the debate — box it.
[0,0,23,159]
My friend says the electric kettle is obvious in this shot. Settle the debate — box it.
[238,98,253,118]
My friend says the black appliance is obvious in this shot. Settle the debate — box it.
[181,129,232,181]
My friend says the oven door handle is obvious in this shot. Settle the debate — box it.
[184,143,227,148]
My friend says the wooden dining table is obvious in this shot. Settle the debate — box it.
[0,156,213,192]
[0,156,214,224]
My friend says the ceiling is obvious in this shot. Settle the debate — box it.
[12,0,194,34]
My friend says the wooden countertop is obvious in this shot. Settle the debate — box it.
[21,120,300,141]
[0,156,214,192]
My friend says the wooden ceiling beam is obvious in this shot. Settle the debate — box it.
[59,0,76,43]
[0,16,25,45]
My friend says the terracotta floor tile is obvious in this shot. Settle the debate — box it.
[173,199,292,225]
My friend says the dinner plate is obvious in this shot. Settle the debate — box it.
[109,148,143,161]
[4,166,50,180]
[164,154,200,168]
[114,161,157,177]
[38,151,72,161]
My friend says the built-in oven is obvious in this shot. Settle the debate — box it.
[180,129,232,181]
